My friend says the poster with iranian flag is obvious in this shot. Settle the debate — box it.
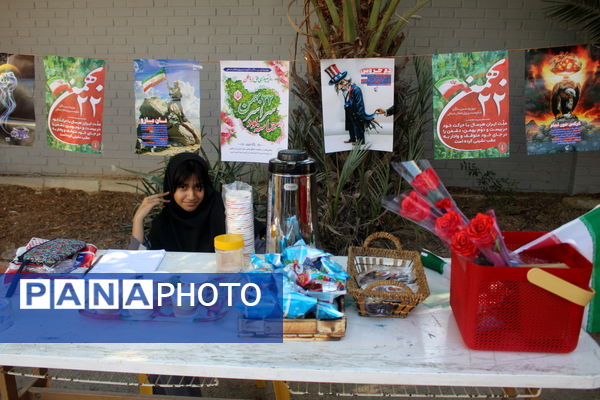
[134,59,202,155]
[432,50,510,159]
[220,60,289,163]
[43,56,106,153]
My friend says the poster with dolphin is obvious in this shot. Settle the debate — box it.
[525,45,600,155]
[0,54,35,146]
[43,56,106,153]
[432,50,510,159]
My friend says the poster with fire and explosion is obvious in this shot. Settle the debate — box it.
[525,45,600,155]
[43,56,106,153]
[432,50,510,159]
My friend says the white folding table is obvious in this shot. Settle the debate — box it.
[0,252,598,399]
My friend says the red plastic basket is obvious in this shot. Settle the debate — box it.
[450,231,593,353]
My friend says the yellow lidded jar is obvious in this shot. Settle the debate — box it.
[214,234,244,273]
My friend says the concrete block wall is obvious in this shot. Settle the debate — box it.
[0,0,598,193]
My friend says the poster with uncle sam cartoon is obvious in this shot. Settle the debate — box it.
[320,58,394,154]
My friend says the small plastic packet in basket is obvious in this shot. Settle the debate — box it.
[357,264,419,293]
[347,232,430,318]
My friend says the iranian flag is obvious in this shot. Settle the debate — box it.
[434,76,469,99]
[515,206,600,332]
[48,78,70,96]
[142,68,167,92]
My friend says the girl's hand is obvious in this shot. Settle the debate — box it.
[133,192,170,223]
[132,192,169,243]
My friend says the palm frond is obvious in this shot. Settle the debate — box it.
[367,0,383,30]
[331,144,370,220]
[544,0,600,41]
[365,153,392,217]
[343,0,358,43]
[366,0,401,55]
[324,0,342,28]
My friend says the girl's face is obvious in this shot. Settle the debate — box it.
[173,175,204,212]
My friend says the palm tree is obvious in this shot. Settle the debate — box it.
[287,0,432,253]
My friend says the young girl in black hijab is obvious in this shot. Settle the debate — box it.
[131,152,226,252]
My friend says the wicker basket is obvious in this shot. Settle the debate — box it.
[347,232,430,318]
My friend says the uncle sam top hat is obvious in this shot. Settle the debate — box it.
[324,64,348,85]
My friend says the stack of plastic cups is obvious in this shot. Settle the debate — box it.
[223,182,255,270]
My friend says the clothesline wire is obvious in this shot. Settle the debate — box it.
[7,42,596,64]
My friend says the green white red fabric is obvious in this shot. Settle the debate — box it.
[434,76,469,99]
[141,68,167,92]
[515,206,600,332]
[48,78,70,96]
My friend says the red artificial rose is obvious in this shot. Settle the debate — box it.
[450,228,479,258]
[434,211,463,242]
[411,168,440,195]
[466,213,498,247]
[435,198,452,210]
[399,191,431,222]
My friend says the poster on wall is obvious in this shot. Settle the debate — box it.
[320,58,394,153]
[134,59,202,155]
[525,45,600,155]
[43,56,106,153]
[432,50,510,159]
[0,53,35,146]
[220,60,289,163]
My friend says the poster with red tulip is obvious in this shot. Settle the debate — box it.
[432,50,510,159]
[525,45,600,155]
[220,60,289,163]
[43,56,105,153]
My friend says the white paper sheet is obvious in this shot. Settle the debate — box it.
[90,250,166,273]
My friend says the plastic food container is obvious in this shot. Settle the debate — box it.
[450,231,593,353]
[214,234,244,273]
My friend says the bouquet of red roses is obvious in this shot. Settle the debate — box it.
[382,160,520,267]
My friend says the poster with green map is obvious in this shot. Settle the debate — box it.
[220,60,289,163]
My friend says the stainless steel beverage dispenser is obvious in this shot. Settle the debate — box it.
[267,149,317,253]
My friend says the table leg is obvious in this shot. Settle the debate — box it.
[272,380,291,400]
[502,387,542,399]
[137,374,152,395]
[32,368,49,387]
[0,366,19,400]
[17,367,50,396]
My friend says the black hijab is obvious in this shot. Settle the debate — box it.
[147,152,226,252]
